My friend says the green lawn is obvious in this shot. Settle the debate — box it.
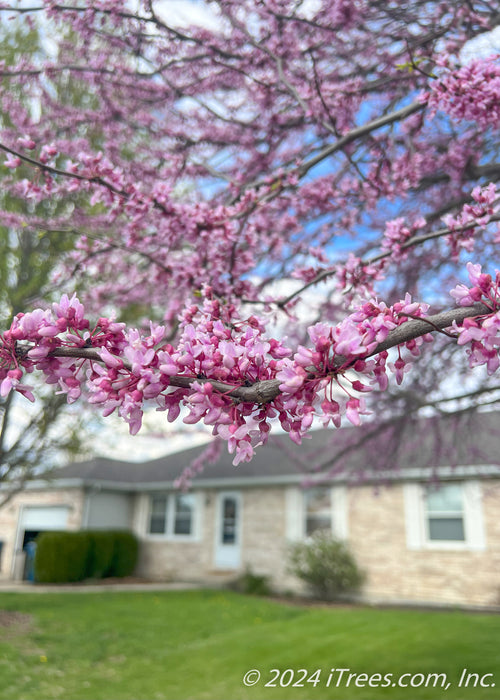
[0,590,499,700]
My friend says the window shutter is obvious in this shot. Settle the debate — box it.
[463,481,486,551]
[133,493,151,535]
[404,482,423,550]
[285,487,303,541]
[192,492,203,541]
[331,486,348,540]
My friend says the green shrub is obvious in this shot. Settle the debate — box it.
[229,566,271,596]
[35,531,90,583]
[86,531,115,579]
[107,531,138,578]
[34,530,138,583]
[287,532,365,601]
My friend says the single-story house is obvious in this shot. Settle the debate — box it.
[1,411,499,608]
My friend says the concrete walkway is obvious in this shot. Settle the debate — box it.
[0,580,207,593]
[1,581,499,613]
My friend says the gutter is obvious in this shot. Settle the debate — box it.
[2,464,499,494]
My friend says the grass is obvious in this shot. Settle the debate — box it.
[0,589,499,700]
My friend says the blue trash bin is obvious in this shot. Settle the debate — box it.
[24,540,37,583]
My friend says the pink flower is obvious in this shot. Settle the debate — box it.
[276,362,307,393]
[17,136,36,150]
[4,154,21,169]
[388,357,411,385]
[99,347,124,369]
[232,439,254,466]
[426,56,500,129]
[345,397,368,426]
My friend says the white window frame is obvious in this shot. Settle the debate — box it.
[145,492,201,541]
[404,481,486,551]
[285,486,348,542]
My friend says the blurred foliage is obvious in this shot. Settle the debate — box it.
[228,565,272,597]
[34,530,138,583]
[288,532,365,601]
[0,23,89,501]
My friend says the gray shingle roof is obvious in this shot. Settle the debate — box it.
[49,411,500,489]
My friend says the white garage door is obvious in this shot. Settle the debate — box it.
[20,505,70,530]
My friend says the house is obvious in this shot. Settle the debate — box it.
[1,412,499,607]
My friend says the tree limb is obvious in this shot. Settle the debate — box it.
[15,302,489,404]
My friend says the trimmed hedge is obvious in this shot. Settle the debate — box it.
[34,530,138,583]
[34,531,90,584]
[86,531,115,579]
[109,531,139,578]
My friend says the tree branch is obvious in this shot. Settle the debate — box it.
[276,211,500,309]
[15,302,489,405]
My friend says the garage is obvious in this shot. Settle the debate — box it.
[14,505,71,580]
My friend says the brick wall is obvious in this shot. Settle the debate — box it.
[240,487,298,591]
[348,481,500,607]
[134,481,500,606]
[135,491,217,581]
[135,487,303,591]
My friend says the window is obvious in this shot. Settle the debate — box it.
[221,496,238,544]
[148,493,196,537]
[425,484,465,541]
[149,495,167,534]
[286,486,346,542]
[404,480,486,551]
[173,494,193,535]
[304,488,332,536]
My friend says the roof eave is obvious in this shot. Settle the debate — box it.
[4,463,498,494]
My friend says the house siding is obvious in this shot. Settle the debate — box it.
[135,487,299,588]
[135,490,216,581]
[348,481,500,607]
[240,488,297,589]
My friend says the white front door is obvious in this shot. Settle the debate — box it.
[215,492,241,569]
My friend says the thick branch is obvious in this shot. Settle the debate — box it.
[368,304,488,353]
[297,101,425,179]
[17,302,489,404]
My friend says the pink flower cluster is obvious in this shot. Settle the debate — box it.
[1,269,500,465]
[333,253,386,301]
[450,262,500,374]
[276,295,432,429]
[381,216,426,262]
[442,183,499,259]
[0,294,127,403]
[80,291,296,463]
[425,55,500,129]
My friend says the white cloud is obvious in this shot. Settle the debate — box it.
[460,26,500,63]
[149,0,222,31]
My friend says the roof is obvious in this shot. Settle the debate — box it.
[45,410,500,490]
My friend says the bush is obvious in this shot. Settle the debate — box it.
[86,531,115,579]
[287,532,364,601]
[107,530,138,578]
[35,531,90,583]
[34,530,138,583]
[229,566,271,596]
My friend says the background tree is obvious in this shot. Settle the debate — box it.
[0,224,88,505]
[0,1,499,478]
[0,20,88,503]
